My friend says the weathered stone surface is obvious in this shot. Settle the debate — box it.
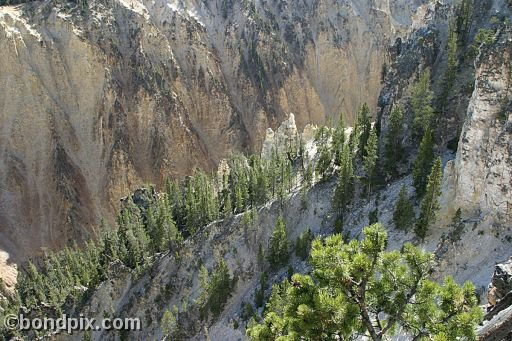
[0,0,429,274]
[440,31,512,225]
[488,257,512,307]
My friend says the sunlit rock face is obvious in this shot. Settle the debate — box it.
[0,0,427,276]
[440,34,512,225]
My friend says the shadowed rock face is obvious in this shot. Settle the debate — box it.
[0,0,426,275]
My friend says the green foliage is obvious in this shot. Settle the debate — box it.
[474,28,495,46]
[384,105,404,177]
[393,185,416,231]
[267,217,289,270]
[333,143,355,212]
[415,158,443,240]
[455,0,474,44]
[315,145,333,180]
[247,224,483,340]
[368,207,379,225]
[255,272,268,308]
[257,243,265,269]
[448,208,465,242]
[363,126,378,197]
[331,114,346,166]
[294,229,313,260]
[413,129,435,197]
[161,306,179,337]
[199,259,234,318]
[440,26,459,108]
[411,69,435,137]
[356,103,372,157]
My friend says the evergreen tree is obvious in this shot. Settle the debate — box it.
[384,105,404,177]
[415,158,443,240]
[356,103,372,157]
[448,208,465,242]
[199,259,233,318]
[165,178,184,227]
[247,224,482,340]
[441,26,458,108]
[333,143,355,212]
[413,128,435,197]
[411,69,435,137]
[157,195,182,250]
[257,243,265,269]
[393,185,415,231]
[294,228,313,260]
[267,217,289,270]
[315,145,333,180]
[455,0,474,44]
[363,126,378,197]
[161,306,180,338]
[332,114,346,166]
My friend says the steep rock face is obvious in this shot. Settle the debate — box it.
[0,0,427,274]
[440,30,512,224]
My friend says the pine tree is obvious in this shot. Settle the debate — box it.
[241,210,253,245]
[448,208,465,242]
[384,105,404,177]
[356,103,372,157]
[411,69,435,137]
[146,205,162,253]
[315,145,333,180]
[413,129,435,197]
[415,158,443,240]
[257,243,265,269]
[455,0,474,44]
[267,217,289,270]
[363,126,378,197]
[440,27,458,108]
[333,143,355,212]
[332,114,346,166]
[247,224,483,340]
[393,185,415,231]
[157,195,182,249]
[199,259,233,318]
[165,178,183,226]
[294,228,312,260]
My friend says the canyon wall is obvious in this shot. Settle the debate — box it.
[0,0,426,276]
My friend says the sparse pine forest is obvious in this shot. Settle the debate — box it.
[1,0,504,338]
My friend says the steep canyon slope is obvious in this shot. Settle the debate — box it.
[0,0,426,281]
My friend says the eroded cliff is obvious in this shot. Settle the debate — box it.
[0,0,429,283]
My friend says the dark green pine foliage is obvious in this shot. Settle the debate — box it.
[448,208,465,242]
[248,155,269,207]
[415,158,443,240]
[393,185,416,231]
[315,126,333,180]
[411,69,435,137]
[363,126,378,197]
[117,200,150,270]
[165,178,185,227]
[356,103,372,157]
[413,128,435,197]
[455,0,474,44]
[295,229,313,260]
[247,224,483,340]
[199,259,234,318]
[315,145,333,180]
[384,105,404,177]
[440,26,459,109]
[332,114,346,166]
[184,171,219,235]
[333,143,355,213]
[267,217,289,270]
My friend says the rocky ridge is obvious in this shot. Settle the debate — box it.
[0,0,429,283]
